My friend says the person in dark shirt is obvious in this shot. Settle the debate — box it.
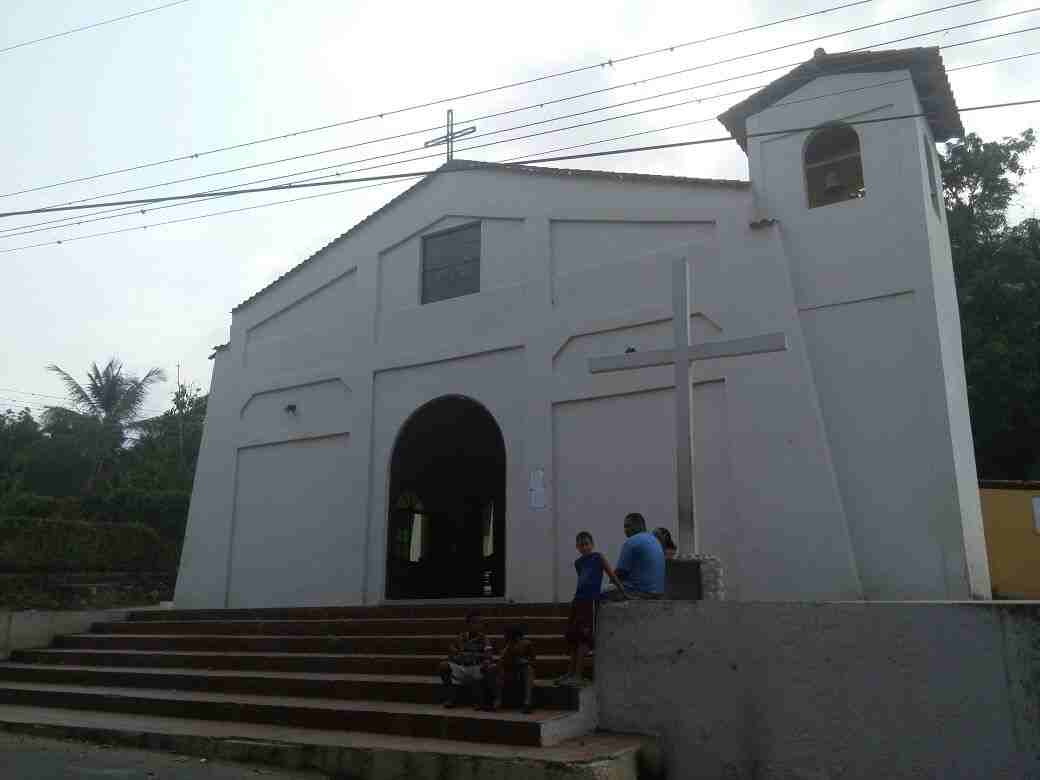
[440,611,494,708]
[483,624,536,713]
[558,531,626,687]
[653,527,678,560]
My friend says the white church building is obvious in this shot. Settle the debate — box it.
[175,47,991,609]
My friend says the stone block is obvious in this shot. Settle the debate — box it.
[665,554,724,600]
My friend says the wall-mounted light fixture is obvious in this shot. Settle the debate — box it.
[284,403,297,415]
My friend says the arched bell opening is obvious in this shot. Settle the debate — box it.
[805,123,865,208]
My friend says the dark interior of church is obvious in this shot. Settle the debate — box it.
[385,396,506,599]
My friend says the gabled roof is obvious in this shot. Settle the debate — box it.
[232,159,749,313]
[717,47,964,152]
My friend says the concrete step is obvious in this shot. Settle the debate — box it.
[12,649,591,678]
[0,682,594,746]
[126,603,569,622]
[54,632,571,655]
[93,616,567,636]
[0,704,655,779]
[0,664,581,709]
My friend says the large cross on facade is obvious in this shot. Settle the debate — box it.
[588,256,788,557]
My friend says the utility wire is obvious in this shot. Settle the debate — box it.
[0,0,192,56]
[5,19,1038,243]
[0,386,165,415]
[0,96,1035,238]
[0,396,53,411]
[0,0,874,200]
[1,76,923,241]
[3,27,1038,240]
[4,2,1023,226]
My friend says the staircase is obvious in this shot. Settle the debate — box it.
[0,603,599,749]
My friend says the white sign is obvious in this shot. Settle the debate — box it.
[529,468,546,510]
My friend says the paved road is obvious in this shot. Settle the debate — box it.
[0,732,330,779]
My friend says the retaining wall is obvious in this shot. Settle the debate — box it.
[597,601,1040,779]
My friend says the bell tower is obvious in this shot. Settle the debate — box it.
[718,48,991,599]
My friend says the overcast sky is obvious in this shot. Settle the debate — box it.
[2,0,1037,417]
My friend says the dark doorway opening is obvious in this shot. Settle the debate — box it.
[386,396,506,599]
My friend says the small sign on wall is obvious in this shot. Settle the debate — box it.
[529,468,546,510]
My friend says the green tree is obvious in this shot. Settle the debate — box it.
[120,384,208,492]
[45,359,167,492]
[0,408,42,492]
[943,130,1040,479]
[943,129,1035,248]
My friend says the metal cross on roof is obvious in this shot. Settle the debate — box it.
[424,109,476,162]
[588,256,788,557]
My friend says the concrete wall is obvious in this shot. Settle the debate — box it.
[597,601,1040,779]
[746,71,989,599]
[981,483,1040,599]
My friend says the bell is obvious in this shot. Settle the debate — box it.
[824,169,842,193]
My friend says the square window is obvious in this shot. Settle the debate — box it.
[421,223,480,304]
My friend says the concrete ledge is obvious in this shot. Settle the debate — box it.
[598,600,1040,779]
[0,606,163,661]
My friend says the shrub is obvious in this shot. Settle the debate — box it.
[0,516,165,573]
[0,492,84,520]
[0,492,60,518]
[80,489,189,541]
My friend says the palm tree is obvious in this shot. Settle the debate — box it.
[45,359,167,492]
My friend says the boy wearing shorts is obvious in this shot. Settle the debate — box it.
[484,624,536,713]
[440,611,494,708]
[558,531,626,687]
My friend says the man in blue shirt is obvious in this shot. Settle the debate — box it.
[604,512,665,600]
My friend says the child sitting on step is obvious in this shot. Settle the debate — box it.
[440,611,495,709]
[558,531,626,687]
[484,624,536,713]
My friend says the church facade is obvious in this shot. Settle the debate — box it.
[175,47,991,608]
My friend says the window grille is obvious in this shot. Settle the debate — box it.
[421,223,480,304]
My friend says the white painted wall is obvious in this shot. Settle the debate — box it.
[598,601,1040,779]
[746,70,989,599]
[177,64,988,608]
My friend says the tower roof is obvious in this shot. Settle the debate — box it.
[717,46,964,151]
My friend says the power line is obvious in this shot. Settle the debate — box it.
[0,0,874,200]
[512,98,1040,163]
[4,83,1039,223]
[5,7,1028,246]
[0,71,956,243]
[0,0,192,56]
[0,78,914,245]
[0,76,911,229]
[0,397,52,412]
[0,387,165,415]
[5,0,995,216]
[4,21,1038,240]
[0,96,1035,250]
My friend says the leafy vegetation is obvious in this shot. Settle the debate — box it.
[0,363,207,583]
[944,130,1040,479]
[0,516,163,573]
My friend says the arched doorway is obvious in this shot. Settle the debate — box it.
[386,396,506,599]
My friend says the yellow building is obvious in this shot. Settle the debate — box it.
[980,480,1040,599]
